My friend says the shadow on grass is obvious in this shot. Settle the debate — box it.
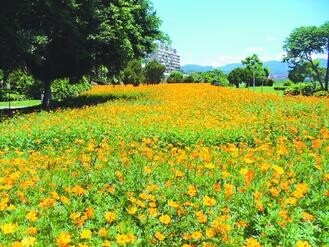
[0,93,141,121]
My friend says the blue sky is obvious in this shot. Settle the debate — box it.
[150,0,329,66]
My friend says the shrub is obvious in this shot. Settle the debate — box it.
[284,83,315,96]
[274,86,287,91]
[313,90,329,98]
[167,71,184,83]
[0,91,24,101]
[283,80,294,87]
[51,76,91,101]
[6,69,39,99]
[121,60,144,86]
[183,75,194,83]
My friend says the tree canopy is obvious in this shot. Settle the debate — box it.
[241,54,269,87]
[283,21,329,91]
[144,60,166,84]
[167,71,184,83]
[0,0,163,106]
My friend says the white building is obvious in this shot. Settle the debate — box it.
[147,42,181,74]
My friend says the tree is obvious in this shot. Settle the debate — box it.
[201,69,228,84]
[241,54,268,88]
[283,22,329,91]
[228,68,247,88]
[144,60,165,84]
[0,0,163,107]
[167,71,184,83]
[288,60,325,83]
[320,22,329,91]
[121,59,144,86]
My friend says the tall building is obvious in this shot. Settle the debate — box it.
[147,42,181,74]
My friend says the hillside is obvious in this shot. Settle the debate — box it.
[182,58,327,79]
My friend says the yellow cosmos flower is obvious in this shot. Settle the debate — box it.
[295,240,311,247]
[104,211,116,224]
[80,229,92,239]
[244,237,262,247]
[203,196,216,206]
[191,231,202,240]
[196,211,207,223]
[159,214,171,224]
[26,210,38,222]
[155,232,165,241]
[98,227,108,238]
[21,236,37,247]
[1,223,17,235]
[56,232,71,247]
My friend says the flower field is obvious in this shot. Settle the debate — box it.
[0,84,328,246]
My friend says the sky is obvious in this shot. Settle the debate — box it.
[150,0,329,67]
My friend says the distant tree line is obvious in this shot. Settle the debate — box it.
[166,54,274,88]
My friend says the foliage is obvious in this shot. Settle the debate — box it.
[144,60,166,84]
[189,72,204,83]
[0,0,163,107]
[288,60,325,83]
[201,69,228,84]
[228,68,249,88]
[0,84,328,246]
[90,65,110,85]
[242,54,270,87]
[51,76,91,101]
[283,21,329,90]
[183,75,195,83]
[263,78,274,86]
[313,90,329,98]
[167,71,184,83]
[121,60,144,86]
[284,83,315,96]
[7,69,42,99]
[283,80,295,87]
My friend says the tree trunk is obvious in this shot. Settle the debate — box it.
[42,80,52,109]
[325,39,329,91]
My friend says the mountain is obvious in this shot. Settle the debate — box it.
[219,63,242,74]
[182,58,328,79]
[181,64,214,73]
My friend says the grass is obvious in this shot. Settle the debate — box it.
[241,86,284,95]
[0,99,41,108]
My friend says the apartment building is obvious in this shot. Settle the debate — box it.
[147,42,181,73]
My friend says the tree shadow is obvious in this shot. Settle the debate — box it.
[0,93,141,121]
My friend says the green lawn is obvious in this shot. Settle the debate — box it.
[242,86,284,95]
[0,100,41,109]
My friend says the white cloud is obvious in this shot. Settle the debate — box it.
[265,36,278,42]
[245,47,265,53]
